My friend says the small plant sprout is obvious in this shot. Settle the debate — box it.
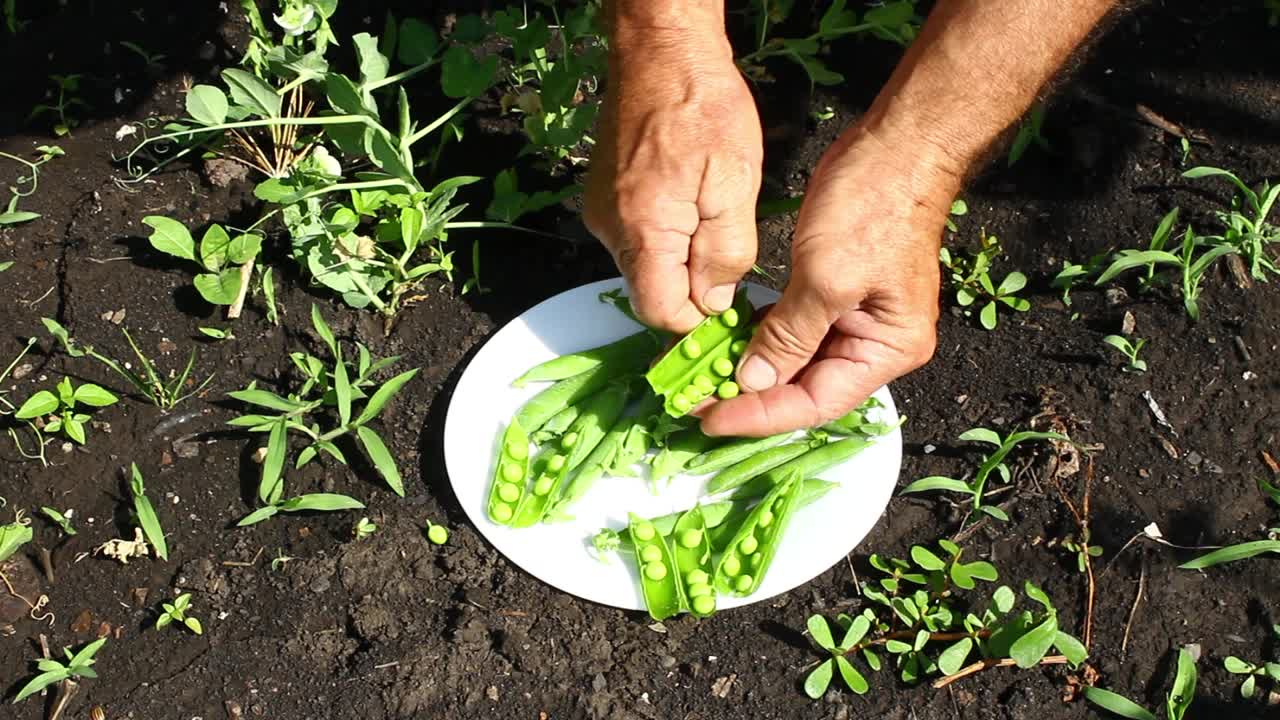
[270,550,297,571]
[811,105,835,123]
[130,463,169,561]
[1224,649,1280,700]
[1061,530,1102,573]
[425,520,448,546]
[0,144,63,226]
[939,231,1030,330]
[945,198,968,233]
[1179,137,1191,165]
[198,327,235,341]
[13,637,107,704]
[352,517,377,540]
[1086,646,1197,720]
[155,593,203,635]
[29,74,88,136]
[1007,103,1050,167]
[900,427,1069,523]
[40,507,76,536]
[1102,335,1148,372]
[14,377,118,445]
[1182,165,1280,281]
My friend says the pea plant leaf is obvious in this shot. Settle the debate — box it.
[186,85,229,126]
[221,68,281,118]
[397,18,438,65]
[441,45,498,98]
[352,32,389,85]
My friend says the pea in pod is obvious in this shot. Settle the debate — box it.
[512,382,632,527]
[686,432,791,475]
[705,437,826,495]
[714,471,803,596]
[650,428,726,484]
[512,331,661,387]
[727,435,877,500]
[645,290,754,417]
[628,513,682,621]
[670,507,717,617]
[486,418,531,525]
[515,360,643,434]
[530,403,581,443]
[548,394,661,517]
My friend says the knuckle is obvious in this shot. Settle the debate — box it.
[695,243,756,274]
[755,316,818,361]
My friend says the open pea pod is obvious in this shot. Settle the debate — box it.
[650,427,726,484]
[645,290,754,417]
[628,512,683,621]
[486,419,531,525]
[714,471,803,597]
[670,507,717,618]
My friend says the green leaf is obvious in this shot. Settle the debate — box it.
[1095,250,1181,284]
[992,585,1016,613]
[365,129,415,185]
[938,637,973,676]
[14,671,65,702]
[1167,647,1197,720]
[1241,674,1256,699]
[440,45,497,98]
[73,383,118,407]
[1053,631,1088,667]
[334,356,352,427]
[1223,656,1254,674]
[186,84,228,126]
[963,561,998,583]
[222,68,280,117]
[803,658,834,699]
[899,476,971,495]
[885,639,912,654]
[324,72,374,117]
[14,390,58,419]
[280,493,365,512]
[194,268,242,306]
[998,271,1027,295]
[353,368,418,426]
[838,615,870,652]
[352,32,389,85]
[1258,476,1280,507]
[229,388,307,413]
[398,18,438,65]
[356,425,404,497]
[143,216,195,262]
[807,615,835,650]
[199,224,232,271]
[236,505,279,526]
[1084,688,1158,720]
[184,616,203,635]
[1179,540,1280,569]
[0,210,41,225]
[834,655,868,694]
[226,233,262,264]
[131,464,168,560]
[910,546,946,571]
[68,635,107,668]
[0,522,33,563]
[259,418,288,505]
[959,427,1002,447]
[979,301,998,330]
[63,417,86,444]
[310,304,337,357]
[1009,616,1058,668]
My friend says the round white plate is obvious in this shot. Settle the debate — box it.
[443,277,902,611]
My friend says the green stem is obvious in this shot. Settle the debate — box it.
[406,96,473,147]
[365,58,438,92]
[445,220,574,243]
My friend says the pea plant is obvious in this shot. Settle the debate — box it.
[940,232,1030,330]
[1085,646,1197,720]
[155,593,203,635]
[1182,165,1279,281]
[901,427,1068,522]
[29,74,87,137]
[801,542,1086,698]
[13,637,107,705]
[13,377,118,445]
[228,305,417,526]
[0,144,63,226]
[141,216,264,319]
[1102,335,1148,373]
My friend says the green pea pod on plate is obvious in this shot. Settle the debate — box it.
[628,513,683,621]
[714,470,803,597]
[670,507,717,617]
[645,290,754,417]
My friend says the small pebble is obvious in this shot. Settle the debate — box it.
[923,444,937,454]
[659,655,678,669]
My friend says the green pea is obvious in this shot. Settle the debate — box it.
[498,483,520,503]
[644,562,668,581]
[686,569,709,586]
[682,384,703,402]
[711,357,734,377]
[427,523,449,545]
[547,454,566,472]
[734,574,753,593]
[722,554,742,576]
[561,432,578,449]
[693,375,715,394]
[749,553,763,570]
[688,582,713,598]
[721,307,740,327]
[501,463,523,482]
[730,339,747,355]
[633,522,656,542]
[493,503,513,522]
[739,535,759,555]
[533,475,554,496]
[640,544,662,563]
[757,509,774,528]
[678,528,703,548]
[717,381,740,399]
[692,595,716,615]
[683,339,702,359]
[506,441,528,460]
[672,395,692,413]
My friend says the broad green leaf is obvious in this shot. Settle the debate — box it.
[398,17,438,65]
[910,545,946,571]
[998,271,1027,294]
[352,32,389,85]
[364,129,415,185]
[807,615,835,650]
[36,659,65,673]
[0,522,33,562]
[834,655,868,694]
[280,493,365,512]
[324,72,374,117]
[356,425,404,497]
[353,368,419,426]
[193,267,238,303]
[979,301,998,330]
[992,585,1016,613]
[199,224,232,271]
[259,418,288,505]
[221,68,280,117]
[226,233,262,264]
[964,561,998,583]
[174,593,191,611]
[14,390,59,419]
[1023,581,1053,610]
[1053,631,1088,667]
[1084,688,1157,720]
[1222,656,1253,674]
[400,206,424,251]
[143,216,195,262]
[1180,540,1280,569]
[1009,616,1058,668]
[900,476,971,495]
[803,658,834,699]
[229,388,307,413]
[937,637,973,676]
[186,84,228,126]
[440,45,497,98]
[64,418,86,444]
[236,505,279,526]
[73,383,118,407]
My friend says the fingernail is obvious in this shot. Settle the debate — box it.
[703,284,735,313]
[738,354,777,391]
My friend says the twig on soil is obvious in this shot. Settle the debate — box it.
[1052,457,1097,649]
[226,259,255,320]
[932,655,1069,688]
[38,547,54,584]
[374,661,400,670]
[1134,104,1211,144]
[20,284,56,307]
[82,256,133,264]
[221,546,264,568]
[1121,558,1146,659]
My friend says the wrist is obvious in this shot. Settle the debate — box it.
[608,1,728,57]
[825,120,963,220]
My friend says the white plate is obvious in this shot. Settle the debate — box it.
[443,277,902,611]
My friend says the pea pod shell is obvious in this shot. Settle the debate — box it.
[650,428,726,483]
[515,359,643,434]
[530,403,581,443]
[486,419,530,525]
[645,290,754,417]
[628,512,683,621]
[687,432,792,474]
[727,435,875,500]
[547,394,659,517]
[714,471,803,596]
[670,507,717,617]
[705,439,822,495]
[512,331,661,387]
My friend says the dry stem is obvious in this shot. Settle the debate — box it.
[932,655,1069,688]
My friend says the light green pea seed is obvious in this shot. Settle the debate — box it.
[672,395,692,413]
[547,454,566,472]
[561,432,578,449]
[740,535,759,555]
[501,463,522,482]
[692,595,716,615]
[722,555,742,576]
[749,553,763,570]
[498,483,520,503]
[721,308,739,327]
[506,441,528,460]
[493,503,513,522]
[730,339,748,355]
[688,582,713,598]
[686,569,709,586]
[644,562,668,581]
[734,574,753,593]
[533,475,554,496]
[757,509,774,528]
[634,522,656,542]
[717,381,740,399]
[640,544,662,563]
[712,357,734,377]
[682,384,703,402]
[693,375,715,393]
[678,529,703,548]
[683,339,702,359]
[427,524,449,545]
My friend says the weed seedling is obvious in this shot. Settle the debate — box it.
[0,144,63,226]
[352,517,377,540]
[425,520,448,545]
[14,377,118,445]
[1183,165,1279,281]
[1102,335,1148,373]
[945,199,968,233]
[29,74,87,136]
[900,427,1068,522]
[141,216,264,318]
[13,637,107,704]
[198,327,235,341]
[811,106,835,123]
[940,231,1030,330]
[1007,103,1050,167]
[0,337,49,464]
[1061,530,1103,572]
[155,593,203,635]
[1085,646,1197,720]
[130,464,169,561]
[1180,478,1279,569]
[40,507,76,537]
[1225,644,1280,700]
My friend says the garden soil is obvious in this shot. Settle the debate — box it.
[1,2,1279,719]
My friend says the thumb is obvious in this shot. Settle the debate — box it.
[736,283,836,393]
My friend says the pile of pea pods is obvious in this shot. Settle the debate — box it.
[486,291,900,620]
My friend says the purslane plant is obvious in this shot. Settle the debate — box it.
[1102,335,1148,373]
[14,376,118,445]
[940,232,1030,330]
[1224,633,1280,701]
[1085,646,1197,720]
[801,541,1086,698]
[229,305,417,526]
[155,593,203,635]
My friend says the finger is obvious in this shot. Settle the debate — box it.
[615,241,705,333]
[734,281,836,393]
[688,204,757,314]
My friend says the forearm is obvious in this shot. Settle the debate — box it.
[852,0,1120,184]
[606,1,726,53]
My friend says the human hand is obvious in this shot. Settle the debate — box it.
[699,126,961,437]
[583,26,763,332]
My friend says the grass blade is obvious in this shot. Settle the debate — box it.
[356,425,404,497]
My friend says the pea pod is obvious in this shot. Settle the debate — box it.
[819,397,886,436]
[486,419,531,525]
[548,394,661,517]
[705,438,826,494]
[512,382,632,527]
[530,403,581,444]
[714,471,803,596]
[686,432,791,474]
[670,507,717,617]
[650,428,726,484]
[645,290,754,417]
[515,360,643,434]
[628,513,682,621]
[726,435,877,500]
[512,331,661,387]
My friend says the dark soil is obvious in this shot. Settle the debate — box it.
[2,2,1279,719]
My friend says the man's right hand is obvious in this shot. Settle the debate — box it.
[583,19,763,333]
